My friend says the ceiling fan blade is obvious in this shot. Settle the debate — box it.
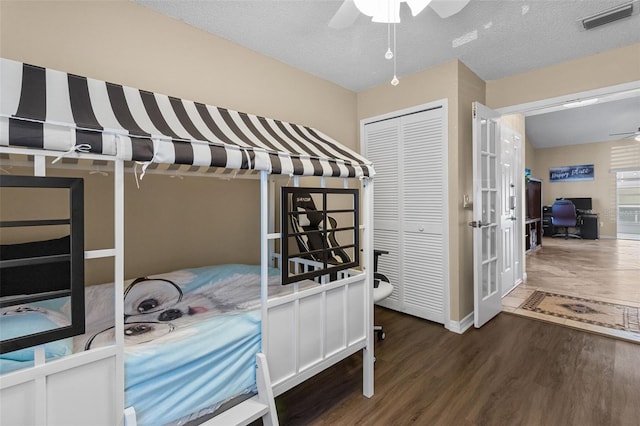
[329,0,360,29]
[407,0,434,16]
[429,0,471,18]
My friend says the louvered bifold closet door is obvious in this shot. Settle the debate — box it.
[400,109,445,323]
[364,119,401,305]
[364,107,446,324]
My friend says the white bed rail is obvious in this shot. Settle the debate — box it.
[271,253,353,282]
[265,254,369,397]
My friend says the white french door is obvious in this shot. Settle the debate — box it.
[471,102,502,328]
[499,126,517,296]
[472,104,526,326]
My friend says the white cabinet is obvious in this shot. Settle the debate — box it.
[363,104,448,324]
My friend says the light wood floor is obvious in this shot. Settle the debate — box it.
[503,237,640,341]
[269,237,640,426]
[521,236,640,304]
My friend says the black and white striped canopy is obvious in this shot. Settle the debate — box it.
[0,58,374,178]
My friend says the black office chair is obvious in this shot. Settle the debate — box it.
[290,192,392,340]
[290,192,350,265]
[373,250,393,341]
[551,199,581,239]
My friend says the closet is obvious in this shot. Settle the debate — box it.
[362,103,448,324]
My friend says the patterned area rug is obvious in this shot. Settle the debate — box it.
[520,291,640,333]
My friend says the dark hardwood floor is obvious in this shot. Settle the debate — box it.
[272,307,640,426]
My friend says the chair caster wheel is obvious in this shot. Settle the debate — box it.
[377,331,385,341]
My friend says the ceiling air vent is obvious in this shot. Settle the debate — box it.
[581,1,635,30]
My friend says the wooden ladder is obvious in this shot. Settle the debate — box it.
[202,352,279,426]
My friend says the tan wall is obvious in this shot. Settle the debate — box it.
[456,62,486,321]
[356,60,458,119]
[532,139,639,238]
[486,43,640,109]
[0,0,357,283]
[356,60,485,322]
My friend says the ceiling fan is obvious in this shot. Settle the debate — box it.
[610,127,640,141]
[329,0,471,28]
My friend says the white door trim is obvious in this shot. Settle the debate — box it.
[496,81,640,117]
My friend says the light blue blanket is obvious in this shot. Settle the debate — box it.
[1,264,284,426]
[127,310,261,426]
[0,303,73,374]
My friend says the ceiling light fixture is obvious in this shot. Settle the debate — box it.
[354,0,433,23]
[354,0,433,86]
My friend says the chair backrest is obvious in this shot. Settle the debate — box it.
[551,199,577,227]
[291,192,350,264]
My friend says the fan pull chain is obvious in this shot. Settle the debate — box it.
[385,23,393,59]
[391,23,399,86]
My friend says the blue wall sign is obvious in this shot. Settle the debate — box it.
[549,164,594,182]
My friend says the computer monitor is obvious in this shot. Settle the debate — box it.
[566,197,592,211]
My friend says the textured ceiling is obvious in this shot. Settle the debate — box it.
[134,0,640,147]
[526,95,640,148]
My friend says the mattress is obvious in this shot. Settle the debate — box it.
[1,263,287,426]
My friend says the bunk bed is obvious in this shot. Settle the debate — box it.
[0,58,376,426]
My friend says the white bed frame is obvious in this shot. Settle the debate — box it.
[0,149,375,426]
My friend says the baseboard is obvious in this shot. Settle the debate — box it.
[447,311,474,334]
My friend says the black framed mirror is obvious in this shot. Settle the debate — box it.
[0,175,85,354]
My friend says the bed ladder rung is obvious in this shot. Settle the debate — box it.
[201,396,268,426]
[201,353,278,426]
